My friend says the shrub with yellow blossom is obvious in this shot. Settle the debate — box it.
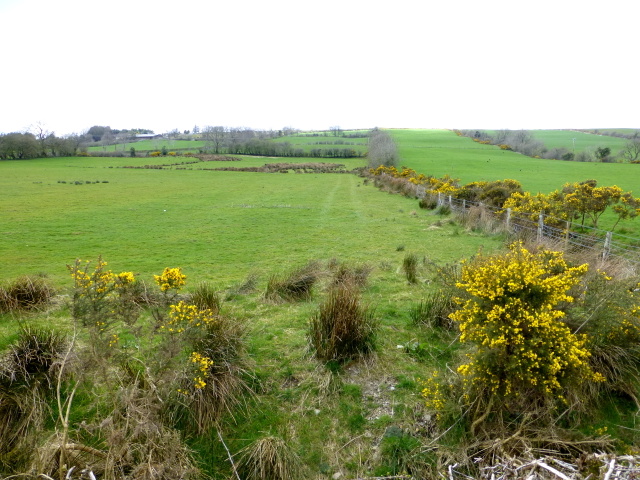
[154,267,187,293]
[67,256,136,327]
[451,243,603,408]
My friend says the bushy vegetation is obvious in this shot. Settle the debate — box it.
[2,129,640,478]
[0,275,55,313]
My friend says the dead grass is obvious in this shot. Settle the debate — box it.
[309,283,377,363]
[237,436,304,480]
[0,275,56,313]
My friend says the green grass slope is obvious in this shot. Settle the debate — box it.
[390,129,640,195]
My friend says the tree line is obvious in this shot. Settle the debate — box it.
[458,129,640,163]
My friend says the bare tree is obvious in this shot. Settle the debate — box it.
[367,128,399,168]
[202,126,226,154]
[619,139,640,162]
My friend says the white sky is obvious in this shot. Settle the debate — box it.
[1,0,638,136]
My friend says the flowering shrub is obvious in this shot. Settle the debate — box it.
[67,256,136,327]
[154,267,187,292]
[451,243,603,407]
[420,371,446,420]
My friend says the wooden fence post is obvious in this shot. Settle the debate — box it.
[538,213,544,242]
[603,231,612,260]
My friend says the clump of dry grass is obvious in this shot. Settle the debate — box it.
[176,314,253,434]
[31,382,200,480]
[409,290,456,329]
[189,281,222,313]
[0,327,70,472]
[402,253,420,284]
[237,436,303,480]
[328,262,372,290]
[265,262,320,302]
[309,283,377,363]
[0,275,56,313]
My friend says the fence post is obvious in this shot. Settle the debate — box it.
[448,195,452,207]
[506,208,511,231]
[462,199,466,210]
[537,213,544,241]
[565,220,570,249]
[603,231,612,260]
[438,192,443,206]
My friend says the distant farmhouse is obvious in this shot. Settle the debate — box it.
[135,133,163,140]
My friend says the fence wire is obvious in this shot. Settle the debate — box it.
[433,193,640,265]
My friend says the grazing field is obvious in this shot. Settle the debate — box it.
[87,139,206,152]
[1,133,639,479]
[390,129,640,194]
[528,129,629,153]
[0,155,499,286]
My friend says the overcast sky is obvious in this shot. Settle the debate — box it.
[1,0,638,136]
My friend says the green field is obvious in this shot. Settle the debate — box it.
[390,129,640,195]
[0,154,500,286]
[88,139,206,152]
[529,129,629,153]
[1,131,639,478]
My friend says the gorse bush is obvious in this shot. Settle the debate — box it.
[309,283,377,362]
[162,300,250,432]
[451,242,604,418]
[67,256,136,327]
[564,270,640,403]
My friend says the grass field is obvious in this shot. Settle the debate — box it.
[390,129,640,194]
[0,154,500,286]
[87,139,205,152]
[529,129,629,153]
[2,134,639,478]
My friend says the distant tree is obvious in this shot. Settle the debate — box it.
[130,147,136,157]
[30,122,54,157]
[595,146,611,162]
[620,140,640,163]
[101,129,115,151]
[0,132,39,159]
[202,126,226,154]
[87,125,110,142]
[367,128,399,168]
[192,125,200,134]
[330,125,342,137]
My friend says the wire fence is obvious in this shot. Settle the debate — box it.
[426,191,640,265]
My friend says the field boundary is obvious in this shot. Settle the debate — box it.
[426,190,640,264]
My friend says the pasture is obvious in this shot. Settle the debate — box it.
[0,154,499,286]
[1,132,639,479]
[529,129,629,153]
[390,129,640,194]
[87,138,206,152]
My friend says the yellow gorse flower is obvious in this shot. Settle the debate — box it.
[154,267,187,292]
[452,242,602,401]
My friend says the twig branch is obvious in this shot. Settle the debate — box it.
[217,429,241,480]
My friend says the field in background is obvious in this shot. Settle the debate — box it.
[529,129,629,153]
[87,139,206,152]
[390,129,640,195]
